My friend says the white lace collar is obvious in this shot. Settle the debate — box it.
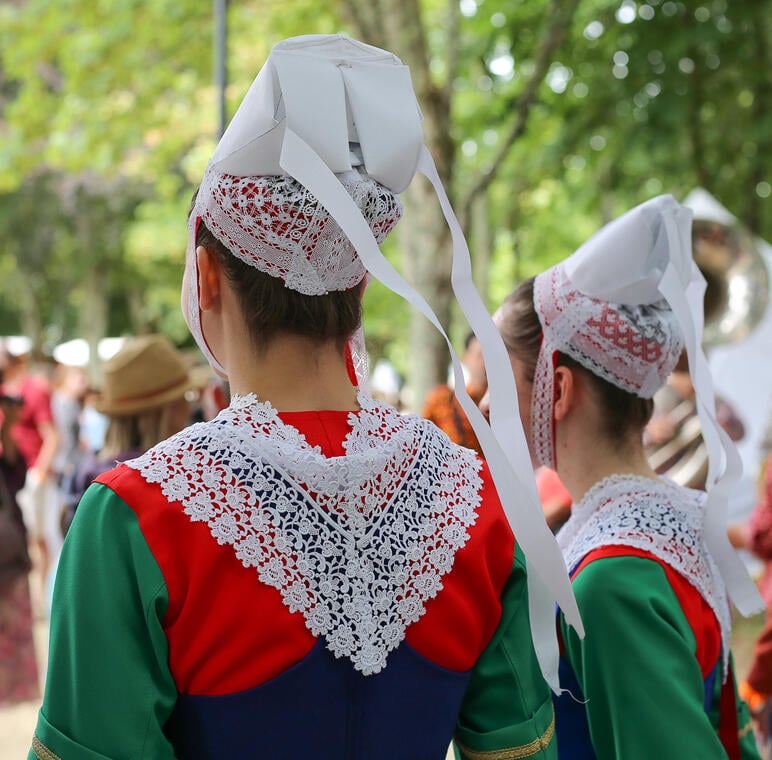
[126,393,483,675]
[558,474,730,674]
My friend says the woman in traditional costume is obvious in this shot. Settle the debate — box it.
[30,35,582,760]
[488,195,762,759]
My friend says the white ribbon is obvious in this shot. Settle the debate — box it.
[658,215,763,616]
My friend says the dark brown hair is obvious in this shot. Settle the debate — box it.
[498,277,654,442]
[193,213,363,353]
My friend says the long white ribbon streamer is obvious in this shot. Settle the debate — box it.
[658,218,763,616]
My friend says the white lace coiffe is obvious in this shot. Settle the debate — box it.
[125,393,482,676]
[193,168,402,297]
[531,263,684,470]
[558,474,731,675]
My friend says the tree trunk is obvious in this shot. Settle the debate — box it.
[399,177,453,410]
[79,266,109,386]
[340,0,580,409]
[342,0,455,410]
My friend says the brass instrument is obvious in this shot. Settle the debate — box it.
[693,219,769,348]
[646,215,769,488]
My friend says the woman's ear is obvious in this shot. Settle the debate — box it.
[196,246,222,311]
[553,365,575,421]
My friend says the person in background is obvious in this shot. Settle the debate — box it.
[485,195,761,759]
[50,363,89,538]
[200,375,229,420]
[31,35,563,760]
[0,392,39,706]
[77,386,109,456]
[422,332,487,455]
[370,358,403,409]
[51,363,89,488]
[739,451,772,753]
[60,334,202,535]
[0,337,60,617]
[535,466,572,533]
[184,362,228,424]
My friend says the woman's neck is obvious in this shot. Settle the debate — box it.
[557,430,658,506]
[225,334,358,412]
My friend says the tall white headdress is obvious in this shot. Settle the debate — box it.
[185,33,584,689]
[532,195,763,617]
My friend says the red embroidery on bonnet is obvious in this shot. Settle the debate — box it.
[587,305,664,364]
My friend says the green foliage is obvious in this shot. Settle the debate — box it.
[0,0,768,370]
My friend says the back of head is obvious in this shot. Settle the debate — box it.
[524,197,690,470]
[498,278,656,447]
[184,35,417,380]
[191,169,402,352]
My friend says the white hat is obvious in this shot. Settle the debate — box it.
[52,337,128,367]
[532,194,762,617]
[3,335,33,358]
[186,33,583,689]
[53,338,90,367]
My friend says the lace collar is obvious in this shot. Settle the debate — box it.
[126,393,483,675]
[558,474,730,674]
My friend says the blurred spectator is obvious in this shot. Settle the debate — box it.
[180,358,227,424]
[739,453,772,753]
[422,333,486,455]
[51,363,89,492]
[371,358,402,408]
[535,466,572,532]
[0,392,39,706]
[78,387,109,455]
[61,335,205,533]
[0,336,60,615]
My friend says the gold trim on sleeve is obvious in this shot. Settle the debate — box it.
[738,719,755,740]
[455,712,556,759]
[31,734,62,760]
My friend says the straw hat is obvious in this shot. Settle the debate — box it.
[93,335,204,416]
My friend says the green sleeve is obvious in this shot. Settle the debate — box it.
[453,544,557,759]
[705,652,762,760]
[29,482,178,760]
[559,556,734,760]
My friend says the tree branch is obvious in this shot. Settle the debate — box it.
[458,0,580,231]
[444,0,461,102]
[379,0,431,98]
